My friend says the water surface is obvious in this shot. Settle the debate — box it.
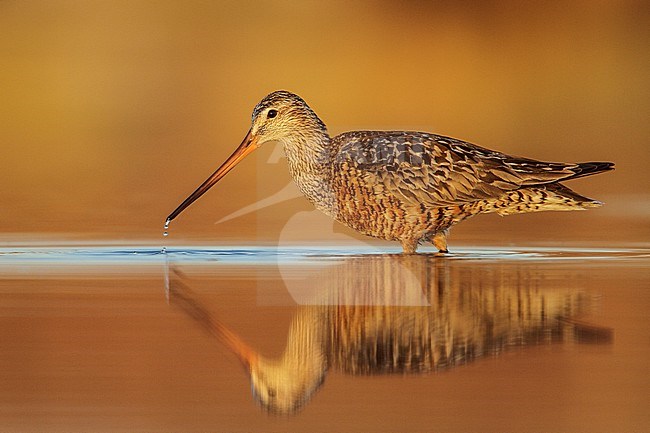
[0,245,648,432]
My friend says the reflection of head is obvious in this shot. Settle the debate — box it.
[249,300,329,414]
[250,357,326,414]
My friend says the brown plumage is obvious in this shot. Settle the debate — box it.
[166,90,614,253]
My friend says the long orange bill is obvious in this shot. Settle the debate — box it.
[165,129,258,225]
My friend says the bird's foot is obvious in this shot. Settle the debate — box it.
[432,230,449,254]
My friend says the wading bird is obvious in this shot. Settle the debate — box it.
[165,91,613,253]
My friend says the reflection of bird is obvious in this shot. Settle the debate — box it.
[169,256,612,414]
[165,91,613,253]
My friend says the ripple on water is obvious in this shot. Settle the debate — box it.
[0,245,648,271]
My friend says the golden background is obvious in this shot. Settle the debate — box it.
[1,1,648,244]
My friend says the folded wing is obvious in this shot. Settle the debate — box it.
[334,131,613,207]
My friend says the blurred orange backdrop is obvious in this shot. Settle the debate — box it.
[1,1,648,244]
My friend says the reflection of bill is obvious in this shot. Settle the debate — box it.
[169,257,613,415]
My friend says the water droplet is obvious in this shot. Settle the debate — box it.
[163,231,169,237]
[164,219,170,230]
[161,246,167,254]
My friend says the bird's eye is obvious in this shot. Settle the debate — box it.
[267,388,277,397]
[267,109,278,119]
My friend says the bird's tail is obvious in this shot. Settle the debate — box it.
[491,183,603,216]
[565,161,614,181]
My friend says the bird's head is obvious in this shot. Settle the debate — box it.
[165,90,326,225]
[249,90,327,145]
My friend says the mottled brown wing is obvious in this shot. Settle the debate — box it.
[333,131,585,207]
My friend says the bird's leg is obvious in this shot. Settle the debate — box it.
[432,230,449,254]
[400,239,419,254]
